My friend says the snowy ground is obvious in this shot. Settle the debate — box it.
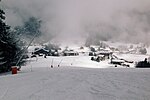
[26,54,148,69]
[0,56,150,100]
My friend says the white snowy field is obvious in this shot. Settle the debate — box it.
[0,56,150,100]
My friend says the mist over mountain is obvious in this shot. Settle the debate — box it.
[1,0,150,45]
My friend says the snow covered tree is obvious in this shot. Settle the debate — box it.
[15,17,42,38]
[0,7,26,72]
[139,48,147,55]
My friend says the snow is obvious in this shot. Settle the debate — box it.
[103,41,131,49]
[0,61,7,65]
[114,53,148,63]
[111,59,124,63]
[28,56,112,68]
[147,47,150,55]
[28,45,43,53]
[1,66,150,100]
[0,55,150,100]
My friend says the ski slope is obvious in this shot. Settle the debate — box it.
[0,56,150,100]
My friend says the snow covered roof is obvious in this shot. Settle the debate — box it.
[111,59,125,63]
[96,50,113,55]
[63,50,78,54]
[34,48,49,53]
[28,45,43,52]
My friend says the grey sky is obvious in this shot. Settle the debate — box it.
[1,0,150,44]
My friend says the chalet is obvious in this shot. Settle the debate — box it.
[95,50,113,59]
[63,50,79,56]
[50,49,59,56]
[33,48,49,55]
[78,46,91,56]
[111,59,124,65]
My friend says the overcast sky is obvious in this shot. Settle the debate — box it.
[1,0,150,44]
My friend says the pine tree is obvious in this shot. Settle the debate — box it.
[0,6,26,72]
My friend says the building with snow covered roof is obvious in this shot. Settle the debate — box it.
[33,48,50,55]
[63,50,79,56]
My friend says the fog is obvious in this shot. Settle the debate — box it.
[1,0,150,45]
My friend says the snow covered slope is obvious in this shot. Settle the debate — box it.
[0,57,150,100]
[28,56,113,68]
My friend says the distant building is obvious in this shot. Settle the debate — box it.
[95,50,113,59]
[33,48,49,55]
[111,59,124,65]
[63,50,79,56]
